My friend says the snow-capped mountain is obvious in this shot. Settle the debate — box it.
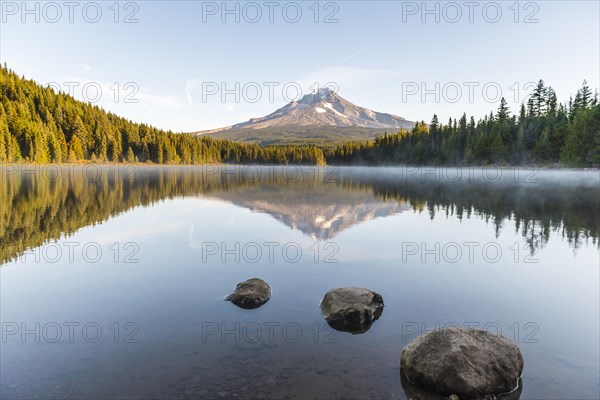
[193,88,414,144]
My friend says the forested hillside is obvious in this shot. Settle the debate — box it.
[0,65,326,165]
[1,65,598,166]
[328,81,600,166]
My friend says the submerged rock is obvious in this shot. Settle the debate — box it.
[400,370,523,400]
[319,287,384,333]
[225,278,271,309]
[400,327,523,399]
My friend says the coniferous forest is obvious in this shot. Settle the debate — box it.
[327,81,600,166]
[1,65,598,166]
[0,66,326,165]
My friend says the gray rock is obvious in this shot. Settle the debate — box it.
[400,327,523,398]
[400,372,523,400]
[320,287,384,333]
[224,278,271,309]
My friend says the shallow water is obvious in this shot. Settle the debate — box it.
[1,165,599,399]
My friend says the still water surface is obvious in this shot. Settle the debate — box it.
[1,165,599,399]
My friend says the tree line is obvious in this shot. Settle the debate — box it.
[1,65,598,166]
[327,80,599,166]
[0,65,326,166]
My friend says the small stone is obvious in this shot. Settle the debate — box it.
[224,278,271,309]
[320,287,384,333]
[265,377,277,386]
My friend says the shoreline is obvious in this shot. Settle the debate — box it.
[0,162,598,171]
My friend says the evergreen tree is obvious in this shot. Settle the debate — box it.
[126,147,136,163]
[1,65,598,168]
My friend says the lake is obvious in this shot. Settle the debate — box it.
[1,165,599,399]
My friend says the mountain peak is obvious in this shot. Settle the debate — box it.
[296,87,337,104]
[194,89,415,142]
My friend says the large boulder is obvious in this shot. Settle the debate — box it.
[320,287,384,333]
[224,278,271,309]
[400,327,523,399]
[400,368,523,400]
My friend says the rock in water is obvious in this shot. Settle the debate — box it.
[225,278,271,309]
[400,327,524,398]
[320,287,384,333]
[400,371,523,400]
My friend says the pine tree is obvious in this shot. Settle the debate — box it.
[126,147,135,163]
[69,136,84,161]
[0,112,8,162]
[1,65,598,168]
[496,98,510,120]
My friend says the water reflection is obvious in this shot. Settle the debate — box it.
[1,165,598,399]
[2,165,598,264]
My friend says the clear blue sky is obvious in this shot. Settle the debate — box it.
[1,1,598,132]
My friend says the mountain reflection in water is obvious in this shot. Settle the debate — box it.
[1,165,598,264]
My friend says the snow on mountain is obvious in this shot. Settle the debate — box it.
[194,88,414,136]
